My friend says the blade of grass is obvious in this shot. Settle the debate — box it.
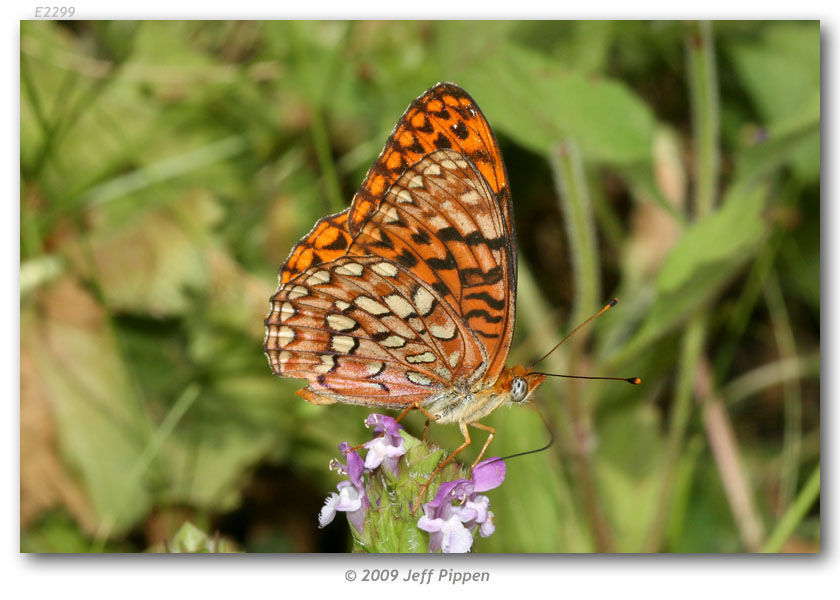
[91,384,200,551]
[760,464,820,553]
[289,21,347,214]
[722,352,820,407]
[696,358,765,551]
[764,270,803,514]
[643,312,706,551]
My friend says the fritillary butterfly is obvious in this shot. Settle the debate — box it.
[264,82,546,469]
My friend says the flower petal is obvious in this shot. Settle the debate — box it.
[439,515,474,553]
[471,458,505,492]
[318,493,340,528]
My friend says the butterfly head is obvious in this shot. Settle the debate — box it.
[499,365,546,405]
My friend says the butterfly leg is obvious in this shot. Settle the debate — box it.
[411,421,472,514]
[468,421,496,471]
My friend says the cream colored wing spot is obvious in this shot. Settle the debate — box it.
[330,335,357,354]
[448,350,461,368]
[381,335,407,348]
[408,173,424,189]
[395,188,414,204]
[314,354,337,374]
[412,286,436,316]
[460,189,482,206]
[334,300,351,312]
[384,294,416,319]
[275,326,295,347]
[406,351,436,364]
[326,314,357,332]
[287,285,308,299]
[306,270,331,286]
[335,262,364,277]
[364,361,385,377]
[423,163,442,177]
[371,261,399,278]
[355,295,390,316]
[279,302,295,322]
[430,322,457,340]
[406,371,433,386]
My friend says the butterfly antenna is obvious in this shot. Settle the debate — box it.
[531,298,618,368]
[482,403,555,466]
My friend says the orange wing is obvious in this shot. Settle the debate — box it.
[278,83,515,286]
[348,82,511,236]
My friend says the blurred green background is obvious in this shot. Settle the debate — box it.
[20,20,819,553]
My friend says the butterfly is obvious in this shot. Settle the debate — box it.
[264,82,546,473]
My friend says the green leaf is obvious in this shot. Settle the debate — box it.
[619,184,768,357]
[461,42,655,164]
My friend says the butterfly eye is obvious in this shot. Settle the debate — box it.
[510,377,529,403]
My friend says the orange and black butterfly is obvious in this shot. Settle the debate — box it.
[265,83,546,467]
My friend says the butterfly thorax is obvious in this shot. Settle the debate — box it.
[423,365,546,425]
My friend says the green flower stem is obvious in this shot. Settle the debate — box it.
[686,20,720,218]
[549,140,614,552]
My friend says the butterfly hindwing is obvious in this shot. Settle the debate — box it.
[265,255,486,407]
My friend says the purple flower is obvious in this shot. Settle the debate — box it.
[362,414,406,475]
[417,458,505,553]
[319,442,369,533]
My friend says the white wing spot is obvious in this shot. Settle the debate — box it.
[406,351,436,364]
[381,204,400,223]
[287,285,308,299]
[371,261,399,278]
[355,296,390,316]
[327,314,357,332]
[335,300,351,311]
[407,371,433,386]
[314,354,337,374]
[460,189,482,206]
[423,163,442,176]
[306,270,331,286]
[275,350,292,367]
[408,173,424,189]
[279,302,295,322]
[365,361,384,377]
[413,286,435,316]
[430,322,457,340]
[384,294,415,319]
[335,262,364,277]
[331,335,356,353]
[276,326,295,347]
[429,215,449,230]
[396,188,414,204]
[382,335,406,348]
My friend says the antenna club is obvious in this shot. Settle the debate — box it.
[608,297,618,308]
[627,377,642,385]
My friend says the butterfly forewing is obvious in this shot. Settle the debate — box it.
[350,149,514,383]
